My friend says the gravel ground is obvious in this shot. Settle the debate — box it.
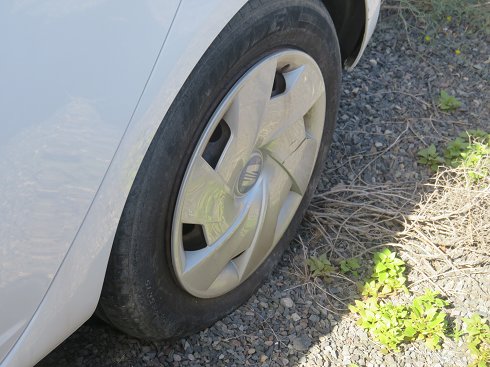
[37,6,489,367]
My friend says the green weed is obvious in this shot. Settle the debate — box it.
[438,90,462,111]
[463,314,490,367]
[349,249,450,351]
[349,289,449,351]
[350,298,409,352]
[445,130,490,180]
[340,258,361,277]
[417,144,444,171]
[362,248,408,298]
[307,253,335,281]
[405,290,450,350]
[418,130,490,178]
[306,248,488,359]
[307,255,362,279]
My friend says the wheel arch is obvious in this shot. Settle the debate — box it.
[322,0,380,69]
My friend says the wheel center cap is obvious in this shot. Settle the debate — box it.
[237,152,263,194]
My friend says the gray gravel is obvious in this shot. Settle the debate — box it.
[37,7,489,367]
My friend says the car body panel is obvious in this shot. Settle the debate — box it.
[0,1,380,365]
[0,0,181,363]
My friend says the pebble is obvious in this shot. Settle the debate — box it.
[309,315,320,323]
[291,336,312,352]
[280,297,295,309]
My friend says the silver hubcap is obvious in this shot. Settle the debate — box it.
[171,49,326,298]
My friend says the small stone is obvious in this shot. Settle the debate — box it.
[173,354,181,362]
[375,142,383,148]
[342,345,350,356]
[292,336,312,351]
[291,313,301,322]
[260,355,268,363]
[385,354,397,367]
[309,315,320,323]
[248,348,256,355]
[265,340,274,347]
[280,297,295,308]
[369,59,378,66]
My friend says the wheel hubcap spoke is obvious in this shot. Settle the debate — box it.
[181,189,263,291]
[233,156,292,278]
[172,50,326,298]
[180,156,239,244]
[216,58,278,187]
[262,117,307,163]
[280,135,318,195]
[263,117,318,195]
[258,63,325,147]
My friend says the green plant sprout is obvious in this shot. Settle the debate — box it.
[307,253,335,281]
[404,290,450,350]
[445,130,490,180]
[349,290,450,352]
[463,314,490,367]
[361,248,408,298]
[418,144,444,171]
[418,130,489,177]
[347,249,488,360]
[438,90,462,111]
[340,258,361,277]
[350,248,450,352]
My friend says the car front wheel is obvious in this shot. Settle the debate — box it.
[98,0,341,339]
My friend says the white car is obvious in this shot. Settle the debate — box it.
[0,1,380,365]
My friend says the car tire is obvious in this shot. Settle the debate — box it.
[98,0,341,340]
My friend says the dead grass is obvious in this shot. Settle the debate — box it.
[383,0,490,35]
[300,157,490,304]
[400,161,490,267]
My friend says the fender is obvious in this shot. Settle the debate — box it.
[348,0,381,69]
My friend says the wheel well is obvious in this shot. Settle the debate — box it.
[322,0,366,64]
